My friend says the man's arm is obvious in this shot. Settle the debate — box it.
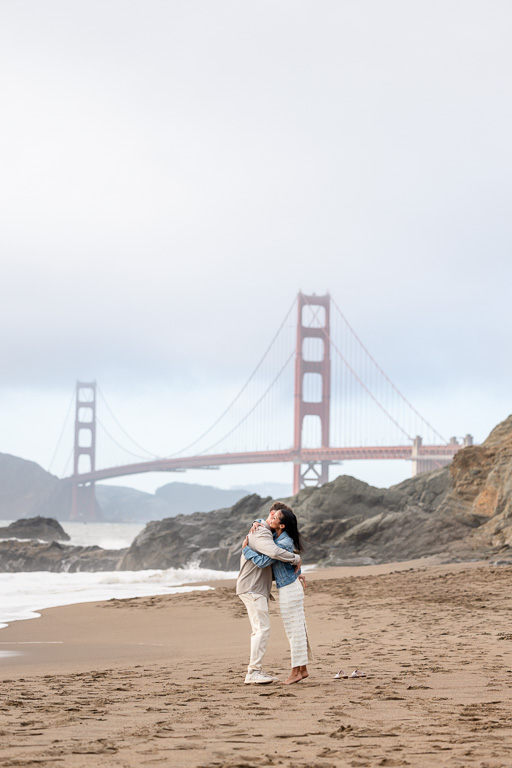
[247,527,300,565]
[248,518,265,534]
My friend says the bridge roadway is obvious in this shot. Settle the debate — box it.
[65,444,462,484]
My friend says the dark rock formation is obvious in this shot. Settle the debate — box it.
[0,516,70,541]
[283,470,480,566]
[119,469,481,571]
[0,540,124,572]
[391,466,452,510]
[119,494,268,571]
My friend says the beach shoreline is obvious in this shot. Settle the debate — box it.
[1,558,511,767]
[0,556,446,636]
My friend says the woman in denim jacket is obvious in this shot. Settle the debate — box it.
[242,503,310,685]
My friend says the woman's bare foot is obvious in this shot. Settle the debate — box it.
[299,665,309,680]
[282,673,302,685]
[281,666,303,684]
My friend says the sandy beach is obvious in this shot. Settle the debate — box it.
[1,559,512,768]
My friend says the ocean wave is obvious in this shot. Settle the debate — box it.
[0,564,237,631]
[96,565,239,586]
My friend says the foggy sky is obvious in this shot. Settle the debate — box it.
[1,1,511,493]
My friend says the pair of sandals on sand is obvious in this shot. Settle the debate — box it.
[333,669,366,679]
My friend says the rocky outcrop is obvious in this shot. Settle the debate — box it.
[119,469,481,571]
[390,465,452,510]
[0,516,70,541]
[286,470,481,566]
[439,415,512,556]
[0,540,124,572]
[119,494,268,571]
[443,415,512,519]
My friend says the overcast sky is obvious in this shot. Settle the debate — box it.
[1,1,511,495]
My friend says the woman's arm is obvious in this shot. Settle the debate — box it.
[242,545,275,569]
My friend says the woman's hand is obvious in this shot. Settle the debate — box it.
[242,536,249,548]
[298,574,307,590]
[249,521,263,534]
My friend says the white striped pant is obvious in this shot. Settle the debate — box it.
[278,578,309,668]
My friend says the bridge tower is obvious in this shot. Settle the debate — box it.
[293,292,331,495]
[71,381,97,521]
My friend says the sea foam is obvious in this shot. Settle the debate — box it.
[0,565,238,630]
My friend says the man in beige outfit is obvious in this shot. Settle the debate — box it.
[236,501,301,684]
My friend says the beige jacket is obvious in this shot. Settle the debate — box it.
[236,521,300,599]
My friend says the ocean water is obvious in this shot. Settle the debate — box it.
[0,566,239,630]
[0,521,238,631]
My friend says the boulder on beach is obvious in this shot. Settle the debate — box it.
[118,494,268,572]
[0,516,70,542]
[0,539,124,572]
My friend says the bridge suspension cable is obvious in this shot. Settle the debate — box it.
[61,445,74,478]
[330,297,447,443]
[47,389,75,474]
[171,295,298,457]
[97,386,161,459]
[67,289,454,485]
[96,417,159,462]
[197,349,295,455]
[300,295,414,442]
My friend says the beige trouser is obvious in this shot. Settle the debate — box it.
[238,593,271,673]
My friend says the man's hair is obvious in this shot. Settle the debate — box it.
[269,501,293,515]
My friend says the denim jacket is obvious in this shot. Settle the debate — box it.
[243,527,300,589]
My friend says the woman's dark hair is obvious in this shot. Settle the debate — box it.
[276,505,304,554]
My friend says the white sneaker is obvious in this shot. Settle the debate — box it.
[244,670,274,684]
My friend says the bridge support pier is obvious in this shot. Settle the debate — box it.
[71,381,98,521]
[294,460,330,492]
[293,293,331,495]
[411,435,473,476]
[411,436,429,475]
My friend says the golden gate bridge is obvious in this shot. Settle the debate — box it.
[58,292,473,520]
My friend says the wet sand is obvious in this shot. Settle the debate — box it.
[1,559,512,767]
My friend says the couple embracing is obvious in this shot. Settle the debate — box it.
[236,501,310,685]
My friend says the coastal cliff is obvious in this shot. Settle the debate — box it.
[444,415,512,555]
